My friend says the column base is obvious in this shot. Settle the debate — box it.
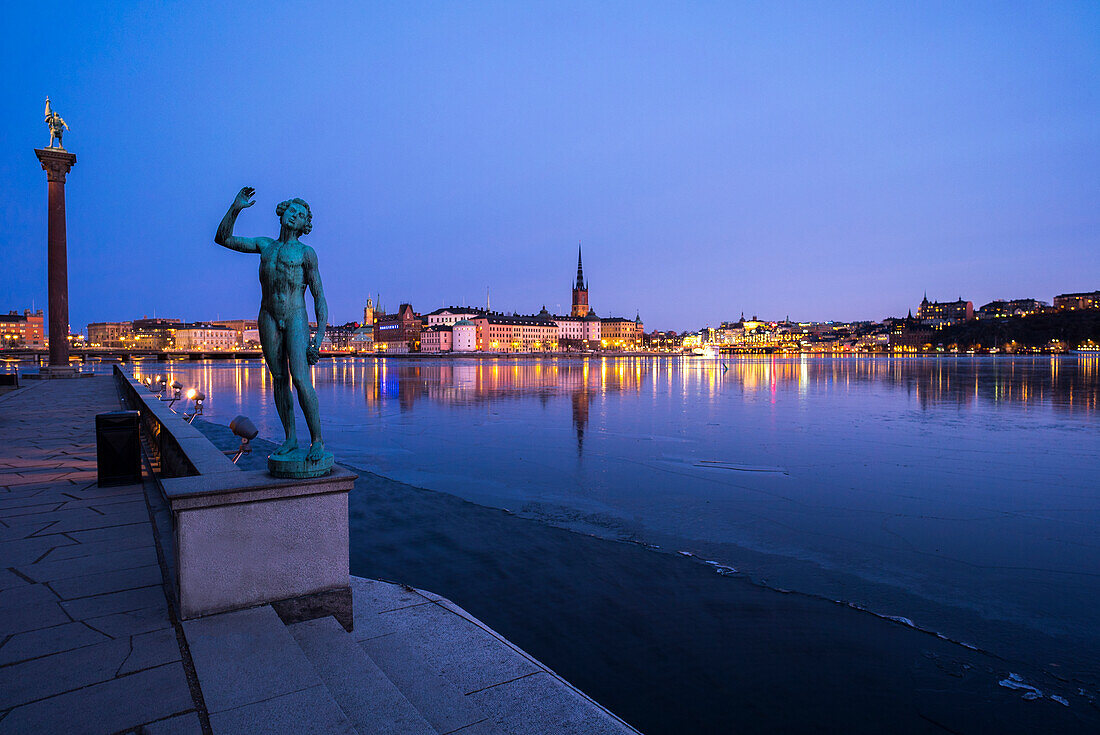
[31,366,82,379]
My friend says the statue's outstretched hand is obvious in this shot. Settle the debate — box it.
[233,187,256,210]
[307,344,321,365]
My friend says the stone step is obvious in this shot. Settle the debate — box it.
[349,577,639,735]
[289,615,436,735]
[182,605,357,734]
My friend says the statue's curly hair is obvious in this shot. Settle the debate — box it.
[276,198,313,235]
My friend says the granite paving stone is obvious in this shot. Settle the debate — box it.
[143,712,205,735]
[17,544,159,582]
[207,685,357,735]
[64,521,150,544]
[0,637,132,707]
[470,671,636,735]
[49,563,164,600]
[0,567,30,591]
[372,599,542,696]
[0,530,74,558]
[361,628,489,734]
[30,504,153,533]
[289,616,435,735]
[0,620,110,664]
[183,605,324,713]
[0,501,64,518]
[60,584,165,620]
[0,580,59,610]
[40,531,154,561]
[83,603,175,638]
[118,626,184,675]
[0,662,196,735]
[0,599,71,636]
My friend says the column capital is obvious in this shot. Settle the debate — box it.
[35,148,77,183]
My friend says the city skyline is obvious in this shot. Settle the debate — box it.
[2,3,1098,334]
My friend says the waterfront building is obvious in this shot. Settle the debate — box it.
[87,320,132,348]
[173,324,236,351]
[131,318,182,350]
[424,306,486,327]
[319,321,360,352]
[0,309,45,349]
[975,299,1047,319]
[375,304,421,353]
[349,325,373,353]
[890,315,933,352]
[421,324,453,353]
[473,314,558,352]
[552,315,585,349]
[452,319,477,352]
[582,311,601,348]
[647,330,682,351]
[210,319,258,347]
[571,245,589,317]
[600,317,643,350]
[242,328,260,347]
[1054,291,1100,311]
[916,295,974,329]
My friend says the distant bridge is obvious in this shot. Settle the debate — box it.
[1,349,357,363]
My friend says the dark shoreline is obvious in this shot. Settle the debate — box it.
[196,420,1098,734]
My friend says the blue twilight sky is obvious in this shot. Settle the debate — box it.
[1,1,1098,333]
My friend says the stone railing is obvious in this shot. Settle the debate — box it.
[114,366,356,629]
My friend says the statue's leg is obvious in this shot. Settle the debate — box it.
[286,315,324,461]
[260,312,297,456]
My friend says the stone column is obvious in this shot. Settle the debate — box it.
[34,148,77,368]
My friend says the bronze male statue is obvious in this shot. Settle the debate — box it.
[215,187,331,473]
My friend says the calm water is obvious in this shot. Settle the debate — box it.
[127,355,1100,687]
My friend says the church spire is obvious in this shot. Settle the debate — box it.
[576,242,585,290]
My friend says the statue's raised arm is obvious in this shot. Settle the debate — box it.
[215,187,267,254]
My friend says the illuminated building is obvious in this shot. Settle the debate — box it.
[363,298,375,327]
[600,317,643,350]
[131,318,182,349]
[173,324,236,351]
[424,306,486,327]
[473,314,557,352]
[420,324,453,352]
[210,319,258,347]
[976,299,1047,319]
[571,245,589,317]
[452,319,477,352]
[319,322,360,351]
[0,310,45,349]
[87,320,132,348]
[917,295,974,329]
[349,326,373,352]
[375,304,421,353]
[242,328,261,347]
[1053,291,1100,311]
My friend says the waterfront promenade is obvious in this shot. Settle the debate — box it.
[0,377,637,734]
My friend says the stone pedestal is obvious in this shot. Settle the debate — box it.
[35,365,81,379]
[163,467,357,629]
[34,147,77,368]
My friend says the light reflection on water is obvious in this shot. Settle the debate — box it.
[126,355,1100,678]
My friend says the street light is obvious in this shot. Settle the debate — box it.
[184,389,205,423]
[224,415,259,463]
[163,380,183,408]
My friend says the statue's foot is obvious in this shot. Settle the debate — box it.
[306,440,326,462]
[273,438,298,457]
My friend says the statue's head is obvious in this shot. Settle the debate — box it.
[276,198,312,236]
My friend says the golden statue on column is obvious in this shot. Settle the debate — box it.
[44,98,68,149]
